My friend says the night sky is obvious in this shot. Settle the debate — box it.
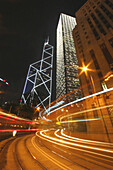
[0,0,87,103]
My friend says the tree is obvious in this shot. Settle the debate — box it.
[18,104,34,120]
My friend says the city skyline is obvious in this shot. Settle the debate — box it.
[0,1,113,169]
[0,0,87,102]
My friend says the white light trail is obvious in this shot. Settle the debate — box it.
[59,103,113,122]
[47,87,113,117]
[61,129,113,146]
[36,130,113,161]
[31,136,72,170]
[54,130,113,153]
[56,118,100,125]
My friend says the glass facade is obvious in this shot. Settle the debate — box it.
[56,13,81,100]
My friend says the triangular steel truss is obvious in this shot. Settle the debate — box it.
[21,41,54,115]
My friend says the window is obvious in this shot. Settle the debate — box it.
[81,24,84,27]
[84,73,92,95]
[90,49,103,79]
[98,72,103,79]
[104,0,113,10]
[75,31,79,35]
[77,41,81,45]
[100,43,113,69]
[90,50,99,70]
[109,37,113,47]
[91,13,106,35]
[95,9,112,29]
[100,4,113,21]
[87,17,100,40]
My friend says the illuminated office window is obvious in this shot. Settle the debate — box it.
[56,13,81,100]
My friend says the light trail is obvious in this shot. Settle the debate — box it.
[0,77,9,85]
[61,129,113,147]
[0,129,38,132]
[54,129,113,153]
[59,103,113,122]
[0,111,34,124]
[36,130,113,161]
[0,115,15,121]
[47,87,113,117]
[56,118,100,125]
[31,136,72,170]
[105,74,113,81]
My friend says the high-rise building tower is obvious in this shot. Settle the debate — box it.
[21,41,54,116]
[72,0,113,142]
[73,0,113,97]
[56,13,81,101]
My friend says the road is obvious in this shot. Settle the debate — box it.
[0,129,113,170]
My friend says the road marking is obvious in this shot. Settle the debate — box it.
[31,136,72,170]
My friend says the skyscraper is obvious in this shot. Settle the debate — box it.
[56,13,80,101]
[73,0,113,97]
[72,0,113,141]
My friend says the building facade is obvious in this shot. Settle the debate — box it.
[73,0,113,143]
[56,13,81,101]
[73,0,113,97]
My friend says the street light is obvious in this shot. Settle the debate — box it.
[82,64,109,92]
[61,108,64,112]
[81,64,96,93]
[36,106,40,111]
[82,66,87,72]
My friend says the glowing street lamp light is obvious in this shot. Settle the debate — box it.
[82,64,96,93]
[61,108,64,112]
[82,66,87,72]
[79,61,93,75]
[36,107,40,111]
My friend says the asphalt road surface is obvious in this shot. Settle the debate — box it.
[0,129,113,169]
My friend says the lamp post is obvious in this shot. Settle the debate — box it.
[81,65,111,142]
[81,65,96,94]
